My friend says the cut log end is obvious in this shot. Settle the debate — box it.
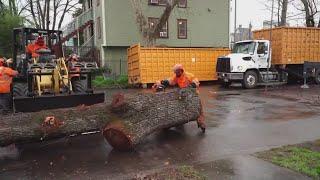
[103,123,133,151]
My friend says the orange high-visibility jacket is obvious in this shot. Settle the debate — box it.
[0,67,18,93]
[26,43,48,58]
[169,72,200,88]
[68,60,81,78]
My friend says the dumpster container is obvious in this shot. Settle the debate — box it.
[254,27,320,65]
[128,44,230,85]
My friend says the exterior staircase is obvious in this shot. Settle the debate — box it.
[59,8,94,46]
[57,8,100,66]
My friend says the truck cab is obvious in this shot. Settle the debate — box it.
[217,40,288,88]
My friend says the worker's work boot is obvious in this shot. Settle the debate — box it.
[197,114,206,133]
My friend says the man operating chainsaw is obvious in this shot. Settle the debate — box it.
[152,64,206,132]
[0,57,18,114]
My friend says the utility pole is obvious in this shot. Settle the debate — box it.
[266,0,275,92]
[234,0,237,44]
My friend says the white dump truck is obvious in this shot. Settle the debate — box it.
[217,27,320,88]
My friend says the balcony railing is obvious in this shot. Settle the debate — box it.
[80,35,95,54]
[63,45,101,66]
[61,8,93,38]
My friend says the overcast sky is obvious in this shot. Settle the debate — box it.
[230,0,271,31]
[231,0,310,31]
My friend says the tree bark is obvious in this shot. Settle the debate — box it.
[280,0,288,26]
[51,0,58,30]
[103,89,201,151]
[58,0,70,29]
[131,0,180,46]
[0,103,111,147]
[45,0,50,30]
[28,0,40,28]
[300,0,315,27]
[0,89,201,151]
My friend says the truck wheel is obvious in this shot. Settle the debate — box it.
[243,71,258,89]
[72,79,86,93]
[315,69,320,85]
[13,83,28,97]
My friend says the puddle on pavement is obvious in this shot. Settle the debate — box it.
[262,106,317,122]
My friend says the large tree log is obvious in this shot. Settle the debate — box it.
[0,89,202,150]
[0,103,111,147]
[103,89,201,151]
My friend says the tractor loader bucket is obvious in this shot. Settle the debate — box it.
[13,93,105,112]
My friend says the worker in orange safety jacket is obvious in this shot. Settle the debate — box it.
[67,54,83,93]
[152,64,206,132]
[68,53,81,79]
[0,58,18,114]
[26,36,48,58]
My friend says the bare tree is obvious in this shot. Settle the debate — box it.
[300,0,318,26]
[280,0,289,25]
[261,0,302,26]
[0,0,27,15]
[131,0,180,46]
[24,0,79,30]
[0,0,5,13]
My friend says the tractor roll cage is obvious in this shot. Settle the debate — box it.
[12,27,64,70]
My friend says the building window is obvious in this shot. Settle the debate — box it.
[149,0,187,7]
[88,0,93,8]
[177,19,187,39]
[178,0,187,8]
[158,0,168,5]
[97,17,101,39]
[148,17,169,38]
[149,0,159,5]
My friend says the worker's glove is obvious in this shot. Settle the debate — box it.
[161,80,170,88]
[188,82,197,88]
[6,58,13,64]
[152,80,169,92]
[156,85,166,92]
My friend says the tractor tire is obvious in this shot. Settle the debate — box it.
[72,79,86,93]
[243,71,258,89]
[13,83,28,97]
[315,69,320,85]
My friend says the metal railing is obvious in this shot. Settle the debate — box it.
[61,8,94,38]
[63,46,101,66]
[80,35,95,54]
[104,59,128,77]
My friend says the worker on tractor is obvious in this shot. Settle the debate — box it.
[68,53,81,79]
[152,64,206,132]
[67,53,83,92]
[0,57,18,114]
[26,36,48,58]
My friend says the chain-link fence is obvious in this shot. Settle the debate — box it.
[63,46,101,66]
[102,59,128,79]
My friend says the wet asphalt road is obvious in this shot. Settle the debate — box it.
[1,85,320,179]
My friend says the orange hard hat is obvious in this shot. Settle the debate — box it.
[173,64,184,72]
